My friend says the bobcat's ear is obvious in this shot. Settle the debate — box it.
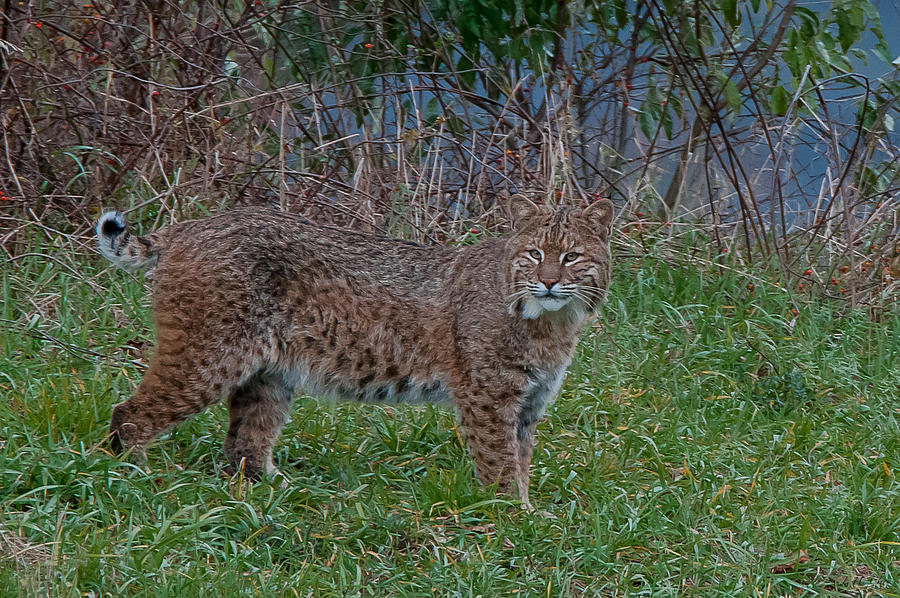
[506,193,542,228]
[582,198,614,234]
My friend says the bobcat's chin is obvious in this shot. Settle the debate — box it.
[520,296,573,319]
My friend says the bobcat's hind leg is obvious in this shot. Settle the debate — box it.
[110,315,247,458]
[224,372,293,481]
[109,354,239,456]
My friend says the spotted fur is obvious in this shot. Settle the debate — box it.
[96,197,614,509]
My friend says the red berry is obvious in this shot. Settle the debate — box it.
[804,269,812,275]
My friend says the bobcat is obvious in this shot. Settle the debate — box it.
[96,196,613,509]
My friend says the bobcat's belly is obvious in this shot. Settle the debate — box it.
[336,376,451,405]
[273,361,452,406]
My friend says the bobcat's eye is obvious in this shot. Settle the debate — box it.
[528,249,543,261]
[562,252,581,264]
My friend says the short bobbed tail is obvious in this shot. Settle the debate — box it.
[96,211,158,271]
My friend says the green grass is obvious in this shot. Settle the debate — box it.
[2,237,900,597]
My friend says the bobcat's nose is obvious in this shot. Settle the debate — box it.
[539,276,559,289]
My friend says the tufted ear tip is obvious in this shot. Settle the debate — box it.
[582,198,614,231]
[506,193,543,227]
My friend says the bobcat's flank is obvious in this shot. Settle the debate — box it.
[96,197,614,509]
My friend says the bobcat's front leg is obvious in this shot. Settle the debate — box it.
[515,419,539,511]
[457,392,532,509]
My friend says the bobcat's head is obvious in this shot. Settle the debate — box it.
[506,196,614,320]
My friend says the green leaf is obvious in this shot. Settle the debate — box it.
[667,94,683,118]
[723,79,741,112]
[793,7,819,33]
[856,98,877,131]
[507,38,525,61]
[639,87,664,140]
[457,55,476,88]
[813,39,832,65]
[849,47,867,62]
[424,97,441,123]
[872,41,893,65]
[661,107,674,139]
[698,14,715,46]
[770,86,788,116]
[858,0,882,22]
[751,0,760,11]
[639,106,659,141]
[615,1,627,30]
[783,47,800,79]
[513,0,525,26]
[683,28,699,54]
[721,0,740,27]
[835,10,856,53]
[830,52,852,72]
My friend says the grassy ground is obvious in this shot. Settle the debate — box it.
[2,232,900,597]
